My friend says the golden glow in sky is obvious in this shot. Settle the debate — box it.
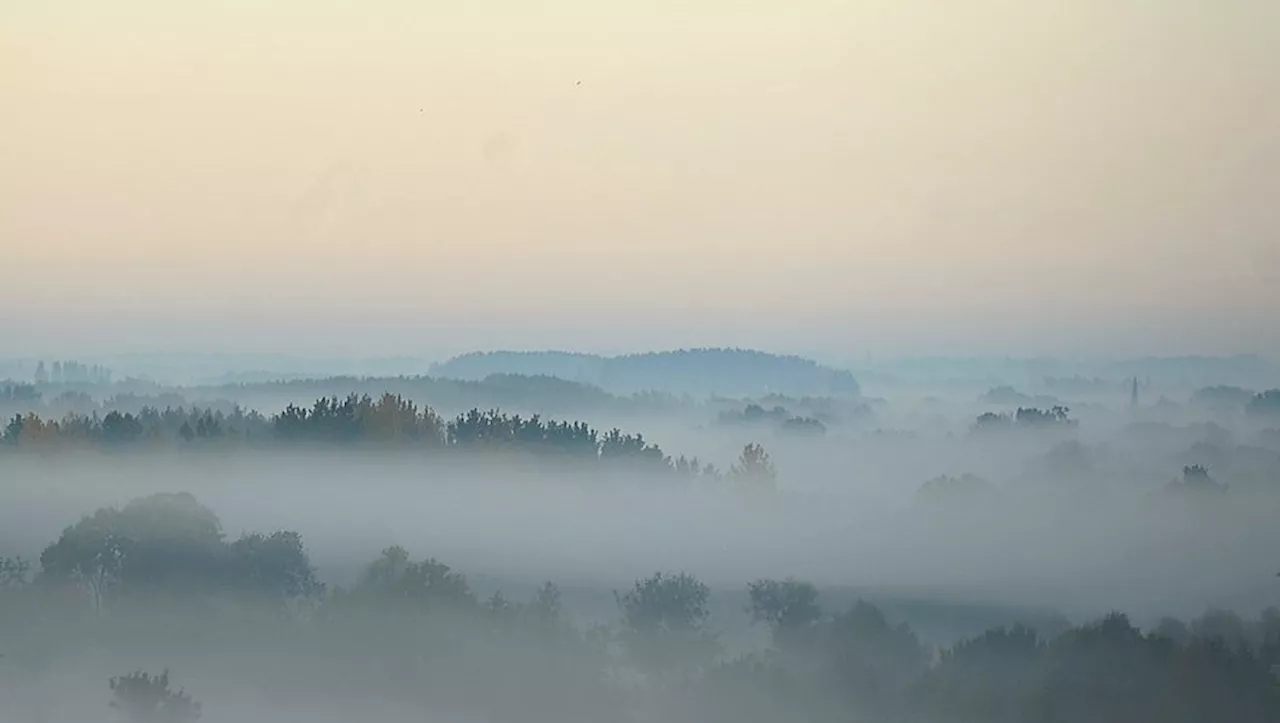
[2,0,1277,357]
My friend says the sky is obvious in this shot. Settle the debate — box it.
[2,0,1277,361]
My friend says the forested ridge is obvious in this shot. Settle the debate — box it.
[430,348,862,397]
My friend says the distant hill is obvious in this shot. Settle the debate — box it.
[199,373,623,416]
[429,348,860,398]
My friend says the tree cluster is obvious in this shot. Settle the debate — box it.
[1248,390,1280,420]
[0,393,776,485]
[109,670,201,723]
[37,493,323,615]
[972,405,1077,432]
[696,581,1280,723]
[717,403,828,436]
[31,360,114,386]
[3,494,1279,723]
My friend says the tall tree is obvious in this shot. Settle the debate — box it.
[731,443,777,490]
[616,571,717,678]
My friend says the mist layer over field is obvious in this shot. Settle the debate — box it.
[4,350,1280,722]
[2,448,1278,622]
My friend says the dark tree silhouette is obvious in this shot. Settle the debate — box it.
[1246,389,1280,419]
[730,443,776,490]
[109,670,201,723]
[747,577,821,649]
[616,572,717,678]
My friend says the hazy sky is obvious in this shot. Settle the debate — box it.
[3,0,1277,360]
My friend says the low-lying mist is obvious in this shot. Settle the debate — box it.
[3,450,1277,621]
[2,354,1279,722]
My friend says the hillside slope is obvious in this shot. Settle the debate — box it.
[430,348,860,398]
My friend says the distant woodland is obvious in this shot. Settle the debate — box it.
[429,348,862,397]
[2,490,1279,722]
[2,350,1279,723]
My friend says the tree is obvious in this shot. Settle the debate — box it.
[39,521,128,616]
[115,493,224,542]
[821,601,927,710]
[1191,385,1255,412]
[0,382,40,406]
[746,578,821,648]
[346,546,474,610]
[1014,406,1074,428]
[228,530,324,602]
[109,670,201,723]
[2,413,22,445]
[972,412,1012,432]
[1166,464,1228,496]
[39,493,320,608]
[616,571,717,677]
[1189,608,1253,651]
[1152,617,1190,645]
[731,443,776,490]
[528,581,563,630]
[1246,389,1280,420]
[599,428,670,470]
[781,416,826,435]
[101,411,144,445]
[923,625,1042,722]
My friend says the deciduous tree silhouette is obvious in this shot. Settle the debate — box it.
[109,670,201,723]
[731,443,776,489]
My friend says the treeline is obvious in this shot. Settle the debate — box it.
[0,393,778,485]
[214,373,659,415]
[916,464,1233,505]
[1190,386,1280,418]
[31,359,113,385]
[717,402,829,436]
[0,382,235,419]
[1,373,680,419]
[972,405,1077,432]
[1249,389,1280,419]
[2,493,1278,723]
